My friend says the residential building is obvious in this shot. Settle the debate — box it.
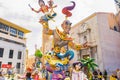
[0,18,30,74]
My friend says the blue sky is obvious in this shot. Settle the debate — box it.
[0,0,117,55]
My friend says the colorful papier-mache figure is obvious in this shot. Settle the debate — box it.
[46,63,65,80]
[30,0,57,22]
[40,1,90,68]
[29,0,92,79]
[41,19,88,67]
[72,61,88,80]
[62,1,76,19]
[42,19,82,66]
[40,64,49,80]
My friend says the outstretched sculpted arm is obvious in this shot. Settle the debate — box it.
[68,41,91,50]
[31,8,41,13]
[68,41,82,50]
[41,22,54,35]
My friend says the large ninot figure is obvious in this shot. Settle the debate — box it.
[40,1,88,67]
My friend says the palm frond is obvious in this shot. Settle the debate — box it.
[91,63,98,67]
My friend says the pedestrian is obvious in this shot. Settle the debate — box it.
[93,70,98,80]
[0,70,5,80]
[26,68,32,80]
[33,71,39,80]
[97,69,103,80]
[40,65,49,80]
[64,71,70,80]
[103,69,107,80]
[7,68,12,79]
[116,68,120,80]
[110,71,117,80]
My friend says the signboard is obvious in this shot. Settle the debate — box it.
[1,64,12,68]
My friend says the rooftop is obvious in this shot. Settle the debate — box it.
[0,18,31,33]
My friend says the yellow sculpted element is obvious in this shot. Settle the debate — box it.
[41,21,48,28]
[68,41,81,50]
[44,51,69,66]
[75,45,81,50]
[47,58,69,66]
[56,28,73,41]
[53,46,60,53]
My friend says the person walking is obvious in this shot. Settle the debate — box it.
[103,70,107,80]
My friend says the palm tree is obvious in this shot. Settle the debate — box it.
[78,57,98,80]
[80,58,98,71]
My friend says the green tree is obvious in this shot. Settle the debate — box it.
[34,49,43,58]
[79,58,98,80]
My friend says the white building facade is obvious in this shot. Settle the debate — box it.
[0,18,30,74]
[70,12,120,73]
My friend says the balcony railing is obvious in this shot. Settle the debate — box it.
[0,32,26,44]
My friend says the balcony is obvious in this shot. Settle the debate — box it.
[0,32,26,45]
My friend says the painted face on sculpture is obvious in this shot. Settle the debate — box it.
[55,66,61,71]
[60,47,66,53]
[73,62,82,70]
[62,20,72,34]
[39,0,45,7]
[55,63,63,71]
[75,63,81,70]
[54,47,60,53]
[48,0,54,7]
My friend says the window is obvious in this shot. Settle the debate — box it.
[10,27,17,35]
[16,63,21,69]
[0,23,4,29]
[114,26,118,31]
[8,62,12,66]
[91,46,97,54]
[16,62,21,74]
[83,36,87,44]
[80,23,88,32]
[0,62,2,68]
[0,23,9,31]
[0,48,4,57]
[91,46,97,58]
[17,51,22,59]
[81,49,87,54]
[9,50,14,58]
[83,55,90,59]
[18,31,24,38]
[4,25,9,31]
